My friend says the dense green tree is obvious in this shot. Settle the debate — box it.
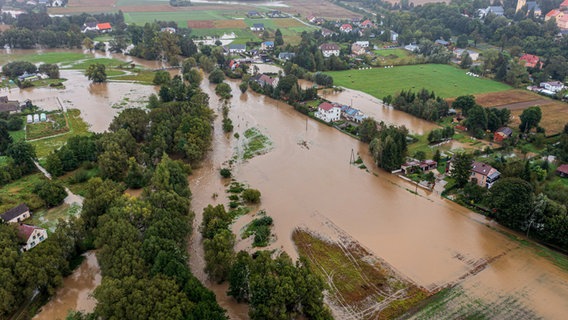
[519,106,542,133]
[274,28,284,46]
[0,122,13,155]
[2,61,37,78]
[204,229,235,283]
[39,63,60,79]
[358,118,379,143]
[6,140,36,174]
[209,68,225,84]
[201,204,231,240]
[34,180,67,208]
[242,188,261,204]
[45,152,64,177]
[85,63,107,83]
[215,82,232,99]
[109,108,149,142]
[7,117,24,131]
[450,153,473,188]
[488,177,534,230]
[452,95,476,116]
[460,52,473,69]
[153,70,171,85]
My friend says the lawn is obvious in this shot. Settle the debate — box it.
[30,109,91,159]
[0,52,89,65]
[0,173,46,213]
[124,10,239,26]
[374,48,409,59]
[111,70,156,84]
[327,64,512,99]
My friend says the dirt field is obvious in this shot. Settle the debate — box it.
[509,101,568,135]
[279,0,361,19]
[187,20,215,29]
[473,89,543,107]
[274,18,306,28]
[215,20,247,29]
[384,0,449,4]
[66,0,117,7]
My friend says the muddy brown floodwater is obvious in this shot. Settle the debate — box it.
[189,78,568,319]
[34,251,101,320]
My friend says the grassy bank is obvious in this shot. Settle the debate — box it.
[327,64,511,99]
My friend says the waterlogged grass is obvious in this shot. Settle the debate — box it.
[293,229,429,319]
[0,173,46,213]
[0,52,89,65]
[242,128,272,160]
[327,64,511,99]
[30,109,91,159]
[69,57,128,70]
[29,203,82,233]
[242,212,273,247]
[111,70,156,84]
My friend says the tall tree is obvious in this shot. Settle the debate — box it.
[450,153,473,188]
[85,63,107,83]
[519,106,542,133]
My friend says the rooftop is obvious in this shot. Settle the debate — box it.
[1,203,29,222]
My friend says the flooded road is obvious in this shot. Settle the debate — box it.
[34,251,101,320]
[189,79,568,319]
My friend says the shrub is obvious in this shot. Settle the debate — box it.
[242,188,261,203]
[220,168,232,178]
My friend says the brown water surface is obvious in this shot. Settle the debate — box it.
[189,79,568,319]
[33,251,101,320]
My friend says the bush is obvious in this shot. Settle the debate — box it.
[209,68,225,84]
[220,168,232,178]
[241,188,261,203]
[34,180,67,207]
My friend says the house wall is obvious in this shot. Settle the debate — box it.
[23,229,47,251]
[5,210,30,224]
[315,107,340,122]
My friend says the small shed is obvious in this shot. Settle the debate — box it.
[33,114,39,123]
[40,113,47,121]
[26,114,33,123]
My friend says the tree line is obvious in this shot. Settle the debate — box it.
[385,88,449,121]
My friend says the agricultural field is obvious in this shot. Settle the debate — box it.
[26,112,69,140]
[327,64,512,100]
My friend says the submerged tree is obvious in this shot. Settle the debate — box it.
[85,63,107,83]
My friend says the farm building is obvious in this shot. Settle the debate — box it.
[1,203,30,224]
[278,52,295,60]
[40,113,47,121]
[247,11,262,18]
[494,127,513,142]
[97,22,112,33]
[0,96,20,113]
[540,81,565,92]
[557,164,568,178]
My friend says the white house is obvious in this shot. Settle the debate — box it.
[1,204,30,224]
[354,41,369,48]
[17,224,48,251]
[339,23,353,33]
[315,102,341,122]
[453,48,480,61]
[261,41,274,51]
[251,23,265,31]
[228,44,246,54]
[319,43,340,57]
[540,81,565,92]
[351,43,366,56]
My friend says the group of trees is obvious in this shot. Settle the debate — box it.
[451,95,511,137]
[367,119,409,171]
[387,88,449,121]
[427,126,455,143]
[2,61,60,79]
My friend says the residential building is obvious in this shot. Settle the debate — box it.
[435,39,450,46]
[557,164,568,178]
[351,43,366,56]
[319,43,340,57]
[390,31,399,42]
[339,23,353,33]
[520,53,541,69]
[540,81,565,92]
[471,161,501,188]
[340,105,367,123]
[404,44,419,52]
[545,9,563,21]
[97,22,112,33]
[81,21,98,33]
[17,224,48,251]
[526,1,542,16]
[321,28,335,38]
[0,96,20,113]
[278,52,295,60]
[1,204,30,224]
[494,127,513,142]
[247,11,262,18]
[361,19,374,28]
[253,74,279,88]
[478,6,505,18]
[454,48,480,61]
[251,23,265,31]
[354,41,369,48]
[160,27,176,34]
[228,44,246,54]
[315,102,341,122]
[401,160,438,174]
[261,41,274,51]
[228,60,240,71]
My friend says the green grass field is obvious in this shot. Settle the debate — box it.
[124,10,238,26]
[0,52,90,66]
[327,64,512,99]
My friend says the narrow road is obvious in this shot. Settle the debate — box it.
[493,99,551,110]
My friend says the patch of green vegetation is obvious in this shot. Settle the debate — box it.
[0,52,90,65]
[106,70,127,77]
[69,58,127,70]
[111,70,156,84]
[0,173,46,213]
[29,203,82,233]
[60,166,100,197]
[9,128,25,142]
[26,112,69,140]
[327,64,511,99]
[228,181,245,193]
[31,109,91,159]
[242,211,273,247]
[241,128,272,160]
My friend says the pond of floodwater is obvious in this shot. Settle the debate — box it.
[33,251,101,320]
[189,78,568,319]
[1,48,160,133]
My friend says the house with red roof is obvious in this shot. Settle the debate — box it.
[17,224,47,251]
[471,161,501,188]
[97,22,112,33]
[339,24,353,33]
[361,19,374,29]
[557,164,568,178]
[561,0,568,10]
[545,9,563,21]
[315,102,341,122]
[319,43,340,57]
[519,53,541,69]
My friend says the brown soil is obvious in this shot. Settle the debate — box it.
[187,20,215,29]
[473,89,543,107]
[493,99,551,111]
[67,0,117,7]
[274,18,305,28]
[384,0,449,4]
[214,19,247,29]
[280,0,362,19]
[510,101,568,135]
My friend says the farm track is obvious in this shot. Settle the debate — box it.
[493,99,552,110]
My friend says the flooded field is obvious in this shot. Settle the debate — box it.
[189,79,568,319]
[34,251,101,320]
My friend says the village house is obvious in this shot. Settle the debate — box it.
[266,10,285,18]
[278,52,295,60]
[404,44,419,52]
[321,28,335,38]
[247,11,262,18]
[478,6,505,18]
[1,204,30,224]
[160,27,176,34]
[540,81,565,92]
[520,53,541,69]
[390,31,399,42]
[435,39,450,46]
[306,15,316,23]
[471,161,501,188]
[250,23,265,31]
[557,164,568,178]
[97,22,112,33]
[228,44,246,54]
[494,127,513,142]
[354,41,370,48]
[260,41,274,51]
[339,23,353,33]
[340,105,367,123]
[401,160,438,175]
[351,43,366,56]
[0,96,20,113]
[228,60,240,71]
[315,102,341,123]
[454,48,480,61]
[319,43,340,57]
[253,74,279,88]
[17,224,48,251]
[81,21,98,33]
[360,19,374,29]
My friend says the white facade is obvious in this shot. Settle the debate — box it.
[354,41,369,48]
[315,103,341,122]
[540,81,565,92]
